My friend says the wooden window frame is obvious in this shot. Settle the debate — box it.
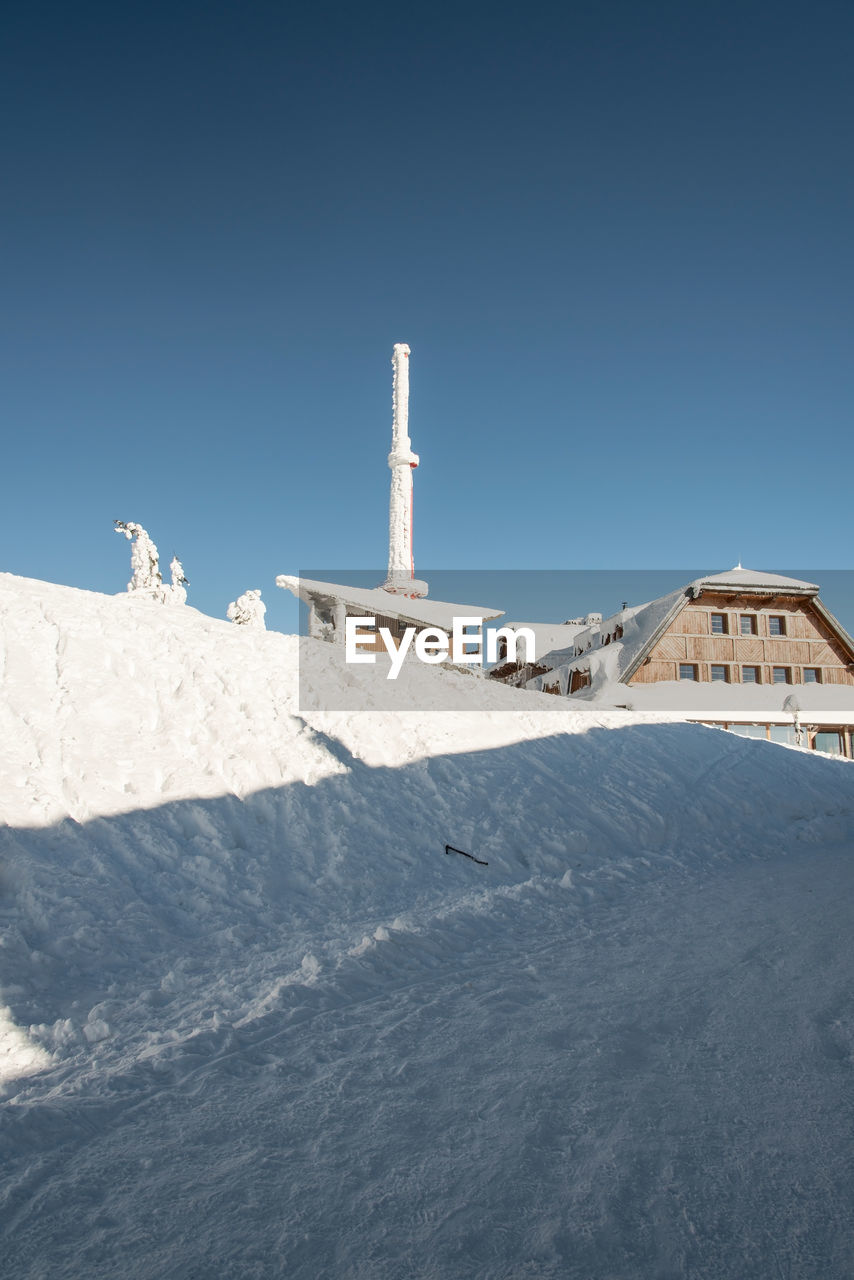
[803,667,821,684]
[741,665,761,684]
[679,663,698,681]
[710,613,728,635]
[739,614,757,636]
[772,666,791,684]
[710,664,729,682]
[768,615,786,636]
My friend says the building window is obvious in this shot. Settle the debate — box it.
[728,723,767,739]
[679,663,698,681]
[742,666,761,683]
[769,725,799,746]
[803,667,821,683]
[570,668,591,693]
[740,615,757,635]
[710,664,729,681]
[772,666,790,684]
[768,616,786,636]
[710,614,728,634]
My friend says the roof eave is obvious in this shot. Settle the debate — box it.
[276,575,504,627]
[690,583,819,600]
[621,591,692,683]
[811,598,854,663]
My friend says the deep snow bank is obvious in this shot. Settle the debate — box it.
[0,571,635,829]
[1,567,852,1074]
[2,572,854,1279]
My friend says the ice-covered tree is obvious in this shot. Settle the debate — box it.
[115,522,188,605]
[783,694,804,747]
[115,521,162,594]
[227,589,266,629]
[164,555,189,606]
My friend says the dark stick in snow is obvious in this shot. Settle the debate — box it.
[445,844,488,866]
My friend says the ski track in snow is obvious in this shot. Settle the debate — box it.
[1,573,854,1278]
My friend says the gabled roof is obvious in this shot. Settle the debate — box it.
[277,575,504,631]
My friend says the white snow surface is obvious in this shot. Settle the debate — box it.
[2,571,854,1278]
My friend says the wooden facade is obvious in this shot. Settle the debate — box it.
[629,593,854,688]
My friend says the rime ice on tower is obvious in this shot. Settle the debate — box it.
[227,589,266,629]
[382,344,428,598]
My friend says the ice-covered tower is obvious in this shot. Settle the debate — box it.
[382,343,428,597]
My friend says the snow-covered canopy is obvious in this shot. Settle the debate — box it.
[277,575,503,631]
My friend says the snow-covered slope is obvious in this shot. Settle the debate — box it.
[1,572,853,1278]
[0,572,636,828]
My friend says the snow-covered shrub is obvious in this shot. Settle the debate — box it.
[227,589,266,629]
[161,555,189,606]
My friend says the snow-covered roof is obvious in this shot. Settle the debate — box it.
[277,575,503,630]
[688,566,819,595]
[532,589,686,688]
[495,620,588,661]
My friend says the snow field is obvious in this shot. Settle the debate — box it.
[1,572,854,1277]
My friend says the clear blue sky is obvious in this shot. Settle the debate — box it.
[3,0,852,633]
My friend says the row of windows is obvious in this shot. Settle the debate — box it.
[721,724,853,757]
[679,664,822,684]
[710,613,787,636]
